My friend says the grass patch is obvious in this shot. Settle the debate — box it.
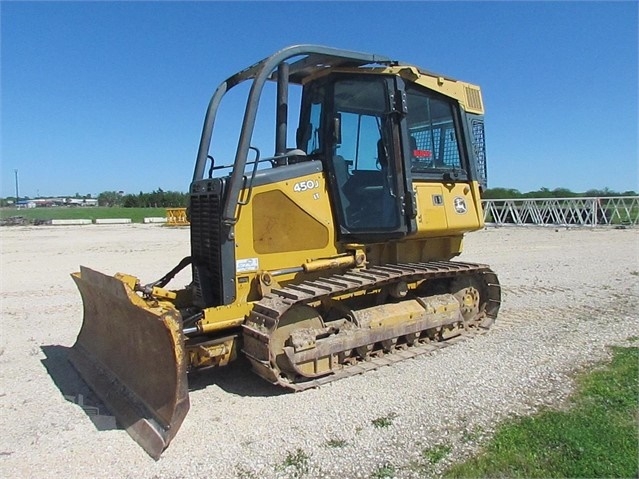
[324,438,348,448]
[0,206,167,223]
[281,448,310,477]
[372,412,397,428]
[445,346,639,478]
[423,443,452,464]
[371,463,396,478]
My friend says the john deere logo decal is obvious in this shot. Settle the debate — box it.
[453,196,467,214]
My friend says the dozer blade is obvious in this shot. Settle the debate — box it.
[69,266,189,459]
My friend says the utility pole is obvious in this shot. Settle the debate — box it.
[14,169,19,204]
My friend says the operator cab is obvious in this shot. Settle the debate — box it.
[298,71,472,243]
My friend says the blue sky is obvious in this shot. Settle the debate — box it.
[2,1,637,198]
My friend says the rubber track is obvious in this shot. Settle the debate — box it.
[242,260,501,391]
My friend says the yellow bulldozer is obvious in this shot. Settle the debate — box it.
[70,45,501,459]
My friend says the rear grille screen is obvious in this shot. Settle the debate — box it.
[471,119,487,188]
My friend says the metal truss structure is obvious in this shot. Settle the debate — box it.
[481,196,639,227]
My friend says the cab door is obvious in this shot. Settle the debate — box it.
[311,74,413,243]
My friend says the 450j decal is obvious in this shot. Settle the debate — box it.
[293,179,320,193]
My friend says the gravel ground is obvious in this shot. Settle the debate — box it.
[0,224,637,478]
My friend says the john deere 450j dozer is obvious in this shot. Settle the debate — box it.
[70,45,501,458]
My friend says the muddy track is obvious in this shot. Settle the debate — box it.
[242,261,500,390]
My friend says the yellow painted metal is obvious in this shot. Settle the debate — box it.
[187,336,238,369]
[398,66,484,115]
[363,235,463,267]
[166,208,189,226]
[196,169,343,309]
[303,255,356,272]
[412,180,484,237]
[271,305,327,376]
[113,272,140,292]
[239,170,337,269]
[361,300,425,329]
[355,294,460,330]
[252,189,330,254]
[198,313,246,334]
[150,286,177,300]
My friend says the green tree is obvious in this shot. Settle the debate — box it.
[482,188,523,199]
[122,194,140,207]
[550,187,577,198]
[97,191,123,207]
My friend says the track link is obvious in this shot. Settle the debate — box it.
[242,261,501,390]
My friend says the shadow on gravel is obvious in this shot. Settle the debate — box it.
[187,355,288,398]
[40,345,122,431]
[41,344,286,423]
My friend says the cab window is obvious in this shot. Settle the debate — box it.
[405,87,465,174]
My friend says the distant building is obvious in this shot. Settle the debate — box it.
[65,198,98,207]
[14,197,99,208]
